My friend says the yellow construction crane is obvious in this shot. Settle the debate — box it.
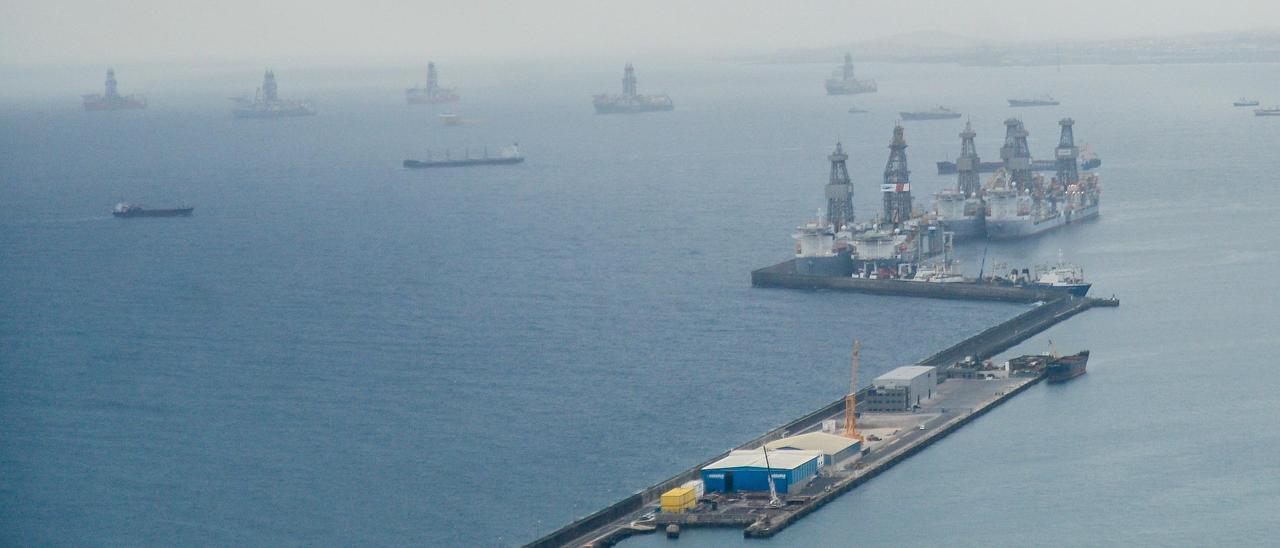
[844,340,864,441]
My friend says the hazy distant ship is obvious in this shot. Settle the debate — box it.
[900,107,962,121]
[83,69,146,111]
[1255,107,1280,117]
[406,62,459,104]
[824,53,877,95]
[403,144,524,168]
[1008,95,1060,107]
[230,71,316,119]
[593,64,673,114]
[439,112,462,126]
[113,203,193,218]
[1233,98,1260,107]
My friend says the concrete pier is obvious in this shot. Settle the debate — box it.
[752,258,1078,303]
[524,296,1115,548]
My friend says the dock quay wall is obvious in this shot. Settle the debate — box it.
[751,258,1066,303]
[525,295,1115,547]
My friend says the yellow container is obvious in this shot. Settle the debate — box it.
[660,487,697,513]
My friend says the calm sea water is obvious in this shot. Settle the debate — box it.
[2,60,1278,546]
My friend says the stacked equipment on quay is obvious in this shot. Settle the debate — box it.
[230,71,316,119]
[593,64,673,114]
[83,69,146,111]
[824,53,877,95]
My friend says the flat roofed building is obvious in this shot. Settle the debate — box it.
[764,431,862,465]
[867,365,938,411]
[700,449,821,494]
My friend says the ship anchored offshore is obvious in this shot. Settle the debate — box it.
[406,62,459,104]
[83,69,146,111]
[593,64,674,114]
[934,118,1101,240]
[824,53,877,95]
[230,71,316,118]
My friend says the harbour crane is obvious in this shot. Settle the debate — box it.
[845,340,864,441]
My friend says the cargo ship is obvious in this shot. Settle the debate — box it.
[1255,107,1280,117]
[593,64,673,114]
[83,69,146,111]
[900,107,961,121]
[1234,98,1260,107]
[230,71,316,119]
[1046,350,1089,382]
[1007,95,1059,107]
[112,203,193,218]
[406,62,459,104]
[403,144,523,168]
[825,53,877,95]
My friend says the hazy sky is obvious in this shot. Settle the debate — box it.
[2,0,1278,65]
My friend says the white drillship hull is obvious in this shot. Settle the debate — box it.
[937,216,986,240]
[986,203,1098,240]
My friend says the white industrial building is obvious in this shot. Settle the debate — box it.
[865,365,938,412]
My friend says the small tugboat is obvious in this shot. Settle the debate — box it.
[900,106,962,121]
[1233,98,1260,107]
[112,203,193,218]
[1046,350,1089,382]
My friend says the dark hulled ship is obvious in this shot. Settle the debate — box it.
[1046,351,1089,382]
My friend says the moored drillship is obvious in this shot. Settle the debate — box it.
[984,118,1101,240]
[824,53,877,95]
[83,69,146,111]
[112,203,193,218]
[406,62,459,104]
[934,121,986,240]
[230,71,316,119]
[593,64,673,114]
[1046,350,1089,382]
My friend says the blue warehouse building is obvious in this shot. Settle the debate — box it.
[700,449,821,495]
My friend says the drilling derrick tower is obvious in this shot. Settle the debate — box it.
[622,63,638,96]
[262,70,279,102]
[841,53,855,81]
[882,125,913,224]
[426,62,440,92]
[956,121,981,197]
[1055,118,1080,185]
[825,142,855,231]
[105,69,120,99]
[1000,118,1032,189]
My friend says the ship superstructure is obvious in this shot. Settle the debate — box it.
[406,62,460,104]
[824,53,877,95]
[83,69,146,111]
[230,71,316,119]
[593,64,674,114]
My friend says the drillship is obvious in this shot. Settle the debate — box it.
[593,64,673,114]
[933,122,986,240]
[984,118,1101,240]
[406,62,459,104]
[824,53,877,95]
[83,69,146,111]
[230,71,316,119]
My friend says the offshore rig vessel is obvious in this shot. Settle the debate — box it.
[406,62,459,104]
[824,53,877,95]
[83,69,146,111]
[230,71,316,119]
[983,118,1101,240]
[593,64,674,114]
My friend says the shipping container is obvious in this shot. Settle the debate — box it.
[660,487,697,513]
